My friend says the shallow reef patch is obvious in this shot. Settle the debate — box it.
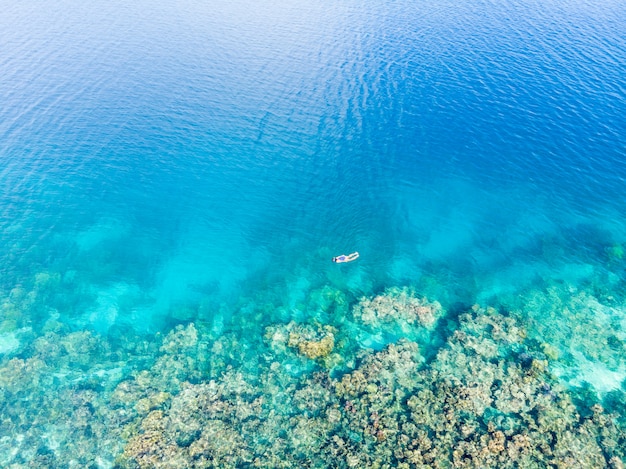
[1,288,625,468]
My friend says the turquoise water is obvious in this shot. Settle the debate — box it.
[1,0,626,466]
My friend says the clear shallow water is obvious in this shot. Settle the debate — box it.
[2,0,624,328]
[1,0,626,465]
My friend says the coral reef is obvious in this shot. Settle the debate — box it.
[265,320,343,370]
[116,305,624,468]
[287,324,336,359]
[0,329,128,468]
[510,285,626,394]
[353,286,443,330]
[2,286,625,468]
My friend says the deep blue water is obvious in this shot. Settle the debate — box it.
[1,0,625,353]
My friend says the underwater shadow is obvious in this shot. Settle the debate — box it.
[423,301,474,364]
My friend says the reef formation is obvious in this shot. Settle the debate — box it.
[1,284,625,468]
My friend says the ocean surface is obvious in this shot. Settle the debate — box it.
[1,0,626,466]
